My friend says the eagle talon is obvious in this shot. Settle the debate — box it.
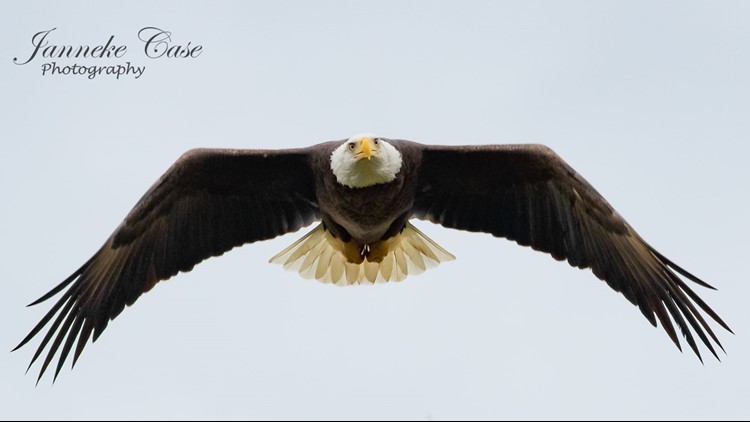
[364,240,390,263]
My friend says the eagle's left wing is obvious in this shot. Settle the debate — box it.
[412,143,731,359]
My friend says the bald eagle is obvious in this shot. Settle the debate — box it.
[16,134,731,382]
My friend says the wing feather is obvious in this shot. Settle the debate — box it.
[16,148,320,381]
[413,144,730,358]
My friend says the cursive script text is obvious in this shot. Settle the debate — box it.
[13,28,126,65]
[138,27,203,59]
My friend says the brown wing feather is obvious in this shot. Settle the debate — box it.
[15,148,320,382]
[413,144,731,358]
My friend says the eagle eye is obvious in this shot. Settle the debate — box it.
[348,143,356,150]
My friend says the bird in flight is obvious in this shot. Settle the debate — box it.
[15,134,731,382]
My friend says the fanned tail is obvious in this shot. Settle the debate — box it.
[269,222,454,285]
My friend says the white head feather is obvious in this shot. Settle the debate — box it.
[330,134,403,188]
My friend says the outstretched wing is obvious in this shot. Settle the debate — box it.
[413,144,731,358]
[16,148,320,382]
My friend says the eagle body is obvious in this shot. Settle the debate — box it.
[312,139,420,247]
[15,134,732,382]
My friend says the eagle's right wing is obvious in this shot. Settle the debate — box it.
[16,148,320,382]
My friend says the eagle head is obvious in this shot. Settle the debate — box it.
[330,134,403,188]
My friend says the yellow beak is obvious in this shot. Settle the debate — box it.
[359,138,373,160]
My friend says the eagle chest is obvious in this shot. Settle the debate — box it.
[334,180,409,223]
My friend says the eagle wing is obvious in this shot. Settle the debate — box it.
[412,143,731,358]
[16,148,320,382]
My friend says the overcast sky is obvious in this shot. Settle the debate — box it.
[2,1,749,420]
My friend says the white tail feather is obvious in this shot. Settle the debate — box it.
[269,222,455,285]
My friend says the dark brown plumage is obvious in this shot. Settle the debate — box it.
[15,138,731,382]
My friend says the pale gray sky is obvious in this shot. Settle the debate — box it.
[2,1,749,420]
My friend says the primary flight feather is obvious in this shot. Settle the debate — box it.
[15,134,732,382]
